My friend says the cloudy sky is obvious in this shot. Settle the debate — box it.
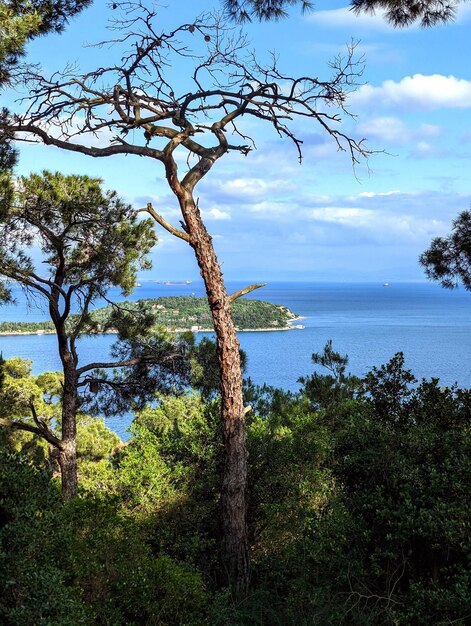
[10,0,471,282]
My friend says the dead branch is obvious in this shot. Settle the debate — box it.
[0,413,62,449]
[6,10,372,170]
[228,283,267,302]
[144,202,190,242]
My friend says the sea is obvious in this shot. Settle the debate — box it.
[1,281,470,438]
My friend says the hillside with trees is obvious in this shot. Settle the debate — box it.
[0,296,298,335]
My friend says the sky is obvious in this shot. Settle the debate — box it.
[6,0,471,282]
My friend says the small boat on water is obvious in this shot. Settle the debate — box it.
[383,282,390,287]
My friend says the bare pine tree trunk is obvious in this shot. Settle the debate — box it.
[181,195,249,594]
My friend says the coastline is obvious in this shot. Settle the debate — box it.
[0,317,305,337]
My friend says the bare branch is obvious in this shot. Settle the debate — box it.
[143,202,190,242]
[0,413,62,448]
[228,282,267,302]
[6,15,371,174]
[10,122,165,160]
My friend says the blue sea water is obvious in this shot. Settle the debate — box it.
[1,281,470,437]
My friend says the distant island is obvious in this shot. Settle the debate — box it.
[0,296,303,336]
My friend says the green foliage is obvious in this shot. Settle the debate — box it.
[360,350,416,421]
[1,171,156,300]
[0,1,92,81]
[0,108,16,222]
[1,349,470,624]
[0,352,4,388]
[77,393,221,568]
[0,448,88,625]
[0,170,156,312]
[61,497,208,626]
[223,0,457,27]
[76,415,121,462]
[0,172,177,481]
[229,352,471,624]
[223,0,312,22]
[420,209,471,290]
[0,357,124,473]
[190,336,247,399]
[72,295,295,334]
[115,394,221,568]
[87,327,193,417]
[0,446,208,626]
[320,369,471,624]
[299,339,361,411]
[0,357,53,420]
[350,0,459,28]
[1,295,297,335]
[0,320,56,333]
[247,388,332,557]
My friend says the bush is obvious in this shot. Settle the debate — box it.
[0,448,88,626]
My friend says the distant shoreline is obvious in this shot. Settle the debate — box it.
[0,317,305,337]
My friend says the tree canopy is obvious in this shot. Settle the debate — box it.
[420,209,471,290]
[350,0,462,27]
[223,0,463,25]
[0,170,156,303]
[0,0,92,80]
[0,1,93,255]
[0,170,193,497]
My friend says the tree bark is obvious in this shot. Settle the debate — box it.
[58,351,79,499]
[57,437,78,499]
[180,193,249,595]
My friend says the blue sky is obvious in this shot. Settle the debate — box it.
[8,0,471,282]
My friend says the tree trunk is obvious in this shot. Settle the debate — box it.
[59,356,79,499]
[181,195,249,595]
[57,438,78,499]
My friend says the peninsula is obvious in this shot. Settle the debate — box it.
[0,296,302,335]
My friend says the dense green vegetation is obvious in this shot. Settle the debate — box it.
[0,296,298,335]
[0,320,56,333]
[1,348,469,625]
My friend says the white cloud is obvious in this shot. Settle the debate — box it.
[409,141,452,159]
[356,117,409,143]
[352,74,471,111]
[206,208,231,220]
[455,2,471,23]
[308,6,396,32]
[420,124,442,138]
[199,176,297,208]
[307,202,449,243]
[355,117,443,150]
[358,190,401,198]
[224,178,293,197]
[248,200,290,215]
[309,206,375,225]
